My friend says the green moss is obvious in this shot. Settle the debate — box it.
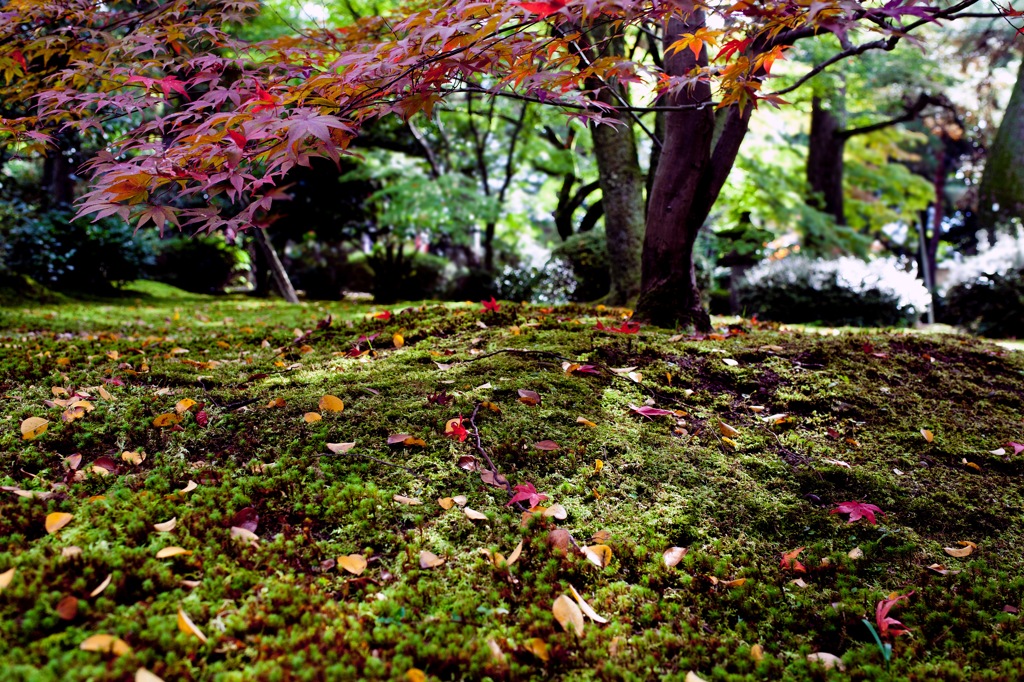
[2,298,1024,680]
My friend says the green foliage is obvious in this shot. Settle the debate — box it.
[0,203,156,291]
[355,248,451,303]
[551,230,610,302]
[943,266,1024,338]
[149,234,249,294]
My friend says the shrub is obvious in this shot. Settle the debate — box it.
[0,202,156,291]
[355,248,452,303]
[551,230,610,302]
[737,256,930,327]
[940,231,1024,337]
[149,234,249,294]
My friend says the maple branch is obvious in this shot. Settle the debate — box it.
[838,93,947,139]
[769,39,892,97]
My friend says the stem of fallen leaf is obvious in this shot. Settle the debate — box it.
[319,451,426,480]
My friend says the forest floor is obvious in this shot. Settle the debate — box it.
[2,281,1024,681]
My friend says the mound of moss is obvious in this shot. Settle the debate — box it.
[2,297,1024,681]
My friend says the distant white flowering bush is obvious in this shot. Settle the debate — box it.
[940,230,1024,295]
[739,256,931,326]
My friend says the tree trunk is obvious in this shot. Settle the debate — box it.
[978,56,1024,231]
[806,96,847,226]
[634,11,751,331]
[254,228,299,303]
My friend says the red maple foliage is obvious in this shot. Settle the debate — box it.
[831,501,885,525]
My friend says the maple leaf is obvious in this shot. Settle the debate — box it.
[780,547,806,573]
[12,50,27,71]
[481,297,501,312]
[375,310,393,321]
[831,501,884,525]
[251,83,278,113]
[516,0,567,18]
[1007,442,1024,456]
[227,130,247,148]
[629,404,677,419]
[876,591,914,639]
[507,482,549,507]
[595,320,641,334]
[445,415,468,442]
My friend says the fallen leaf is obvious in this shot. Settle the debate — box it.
[594,459,603,473]
[807,652,845,671]
[405,669,426,682]
[943,541,976,558]
[576,416,597,428]
[156,547,192,559]
[20,417,49,440]
[327,442,355,453]
[750,643,764,662]
[848,547,864,559]
[388,433,426,447]
[338,554,367,575]
[62,547,82,558]
[723,358,739,367]
[121,450,145,465]
[438,497,455,510]
[154,518,177,532]
[303,412,322,423]
[533,440,560,451]
[152,413,181,427]
[831,501,884,525]
[761,413,788,424]
[89,573,113,597]
[178,480,198,495]
[921,428,934,443]
[45,512,73,534]
[80,634,131,656]
[790,578,809,588]
[98,386,114,401]
[480,469,509,488]
[718,421,740,438]
[780,547,806,573]
[464,508,488,520]
[552,594,584,636]
[543,503,568,520]
[664,547,689,567]
[507,539,524,565]
[0,567,14,591]
[56,595,78,620]
[175,398,196,414]
[419,550,445,568]
[523,637,549,661]
[685,672,708,682]
[452,495,468,507]
[569,584,608,623]
[927,563,961,575]
[319,395,344,412]
[584,544,613,568]
[265,397,286,408]
[518,389,541,406]
[177,607,208,643]
[393,495,422,506]
[393,333,405,349]
[457,455,478,471]
[230,527,259,543]
[135,669,164,682]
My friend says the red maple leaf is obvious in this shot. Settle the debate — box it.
[481,297,501,312]
[375,310,393,321]
[12,50,27,70]
[227,130,247,148]
[595,320,641,334]
[876,591,914,639]
[251,83,278,113]
[445,415,468,442]
[831,500,884,525]
[780,547,806,573]
[507,482,549,507]
[516,0,567,18]
[630,404,677,419]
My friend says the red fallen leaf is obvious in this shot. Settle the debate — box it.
[508,482,549,507]
[195,410,209,427]
[533,440,560,451]
[516,0,566,17]
[374,310,393,321]
[481,297,501,312]
[826,427,842,439]
[91,456,119,475]
[229,506,259,533]
[595,320,641,334]
[629,404,677,419]
[831,500,884,525]
[518,389,541,406]
[103,378,125,386]
[780,547,806,573]
[876,591,914,638]
[445,415,468,442]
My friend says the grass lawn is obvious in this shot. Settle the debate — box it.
[2,282,1024,681]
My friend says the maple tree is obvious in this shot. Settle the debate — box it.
[1,0,1013,325]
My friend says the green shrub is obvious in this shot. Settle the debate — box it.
[355,248,451,303]
[737,256,930,326]
[551,230,610,302]
[943,267,1024,338]
[150,234,249,294]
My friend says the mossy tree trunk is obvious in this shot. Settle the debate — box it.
[978,56,1024,231]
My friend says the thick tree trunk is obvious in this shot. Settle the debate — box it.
[254,228,299,303]
[635,11,751,331]
[592,101,645,305]
[806,96,847,226]
[978,56,1024,231]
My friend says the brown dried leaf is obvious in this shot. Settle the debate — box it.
[807,652,845,671]
[393,495,422,506]
[156,546,192,559]
[327,442,355,454]
[718,421,740,438]
[56,595,78,620]
[89,573,113,597]
[419,550,445,568]
[576,416,597,428]
[153,517,177,532]
[480,469,508,488]
[663,547,689,568]
[464,507,488,521]
[943,541,976,558]
[507,539,524,566]
[121,450,145,465]
[552,594,584,636]
[533,440,560,451]
[517,389,541,406]
[135,669,164,682]
[543,503,567,520]
[569,584,609,623]
[0,567,15,592]
[584,544,613,568]
[457,455,478,471]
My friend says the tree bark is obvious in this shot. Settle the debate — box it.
[978,55,1024,231]
[806,95,847,226]
[254,228,299,303]
[634,11,752,331]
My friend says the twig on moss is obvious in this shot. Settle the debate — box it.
[468,402,527,511]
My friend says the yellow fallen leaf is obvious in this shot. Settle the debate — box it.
[718,421,740,438]
[0,567,14,592]
[721,436,739,450]
[750,644,764,662]
[135,668,165,682]
[52,386,68,397]
[98,386,114,401]
[45,512,73,534]
[121,451,145,465]
[523,637,549,662]
[304,412,322,423]
[80,633,131,656]
[21,417,49,440]
[552,594,584,636]
[319,395,344,412]
[338,554,367,575]
[720,578,747,588]
[393,333,405,349]
[576,416,597,428]
[152,413,181,427]
[419,550,445,568]
[156,547,192,559]
[921,428,934,442]
[405,669,426,682]
[153,518,177,532]
[177,607,208,643]
[584,544,613,568]
[569,584,608,623]
[438,497,455,510]
[175,398,196,414]
[594,459,603,472]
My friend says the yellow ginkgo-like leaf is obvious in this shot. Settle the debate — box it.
[45,512,73,534]
[177,607,208,643]
[303,412,322,423]
[175,398,196,413]
[393,333,405,349]
[319,395,344,412]
[21,417,49,440]
[337,554,367,575]
[152,413,181,427]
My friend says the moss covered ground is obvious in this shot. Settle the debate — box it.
[3,282,1024,681]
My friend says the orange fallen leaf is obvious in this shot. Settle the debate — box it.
[518,389,541,406]
[393,333,405,349]
[552,594,584,635]
[177,606,208,643]
[943,541,976,558]
[304,412,322,423]
[152,413,181,427]
[175,398,196,414]
[438,497,455,510]
[89,573,113,597]
[21,417,49,440]
[156,547,192,559]
[45,512,73,534]
[584,544,613,568]
[523,637,549,661]
[921,428,934,442]
[319,395,344,412]
[80,633,131,656]
[338,554,367,575]
[56,595,78,620]
[576,416,597,428]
